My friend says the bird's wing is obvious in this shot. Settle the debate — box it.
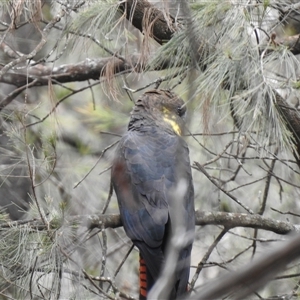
[111,128,194,293]
[112,127,194,243]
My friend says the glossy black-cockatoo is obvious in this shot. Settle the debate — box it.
[111,89,195,299]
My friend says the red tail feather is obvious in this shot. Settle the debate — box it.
[139,256,147,298]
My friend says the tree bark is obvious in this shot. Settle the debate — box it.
[275,92,300,167]
[1,210,297,235]
[118,0,176,45]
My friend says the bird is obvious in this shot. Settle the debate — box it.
[111,89,195,299]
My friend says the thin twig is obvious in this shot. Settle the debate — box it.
[190,228,228,290]
[73,140,119,189]
[193,162,254,214]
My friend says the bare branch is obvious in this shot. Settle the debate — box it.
[194,211,296,235]
[193,162,254,214]
[0,79,38,110]
[190,233,300,300]
[0,211,297,236]
[190,228,227,290]
[0,8,66,78]
[0,56,137,88]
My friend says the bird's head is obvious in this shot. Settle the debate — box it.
[130,89,187,135]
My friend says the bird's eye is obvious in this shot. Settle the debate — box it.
[177,105,186,117]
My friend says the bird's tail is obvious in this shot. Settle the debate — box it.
[139,254,147,300]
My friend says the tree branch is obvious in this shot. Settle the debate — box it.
[0,56,137,88]
[0,210,297,235]
[190,232,300,300]
[276,33,300,54]
[275,92,300,167]
[118,0,177,45]
[195,211,296,235]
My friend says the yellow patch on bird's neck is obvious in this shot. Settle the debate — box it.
[162,107,182,135]
[163,116,182,135]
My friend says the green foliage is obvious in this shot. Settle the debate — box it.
[149,1,300,150]
[219,200,231,213]
[293,81,300,89]
[76,102,129,133]
[148,32,191,71]
[69,0,119,32]
[0,195,73,299]
[67,0,121,52]
[263,0,271,9]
